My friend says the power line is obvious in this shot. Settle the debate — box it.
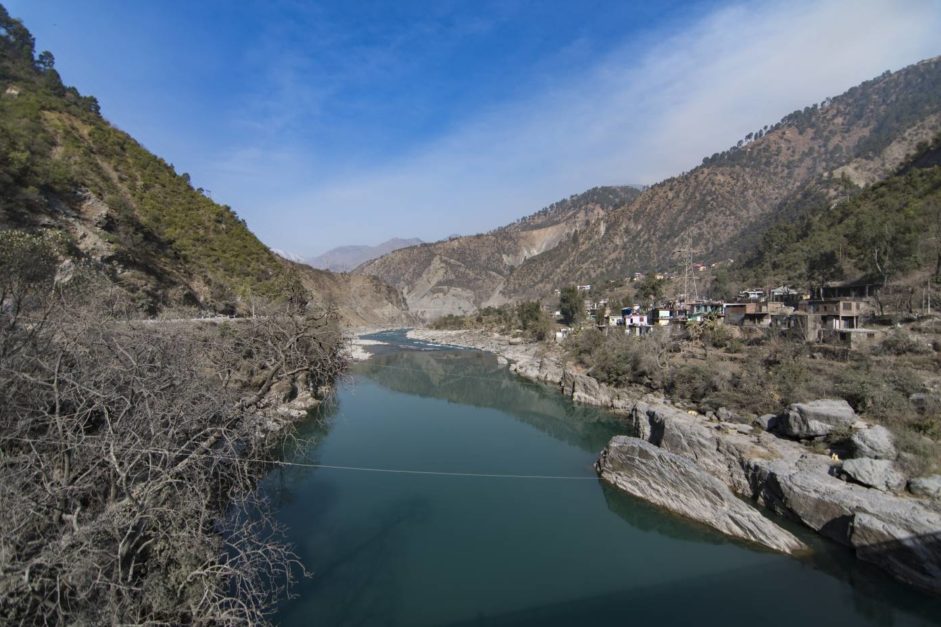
[3,435,599,482]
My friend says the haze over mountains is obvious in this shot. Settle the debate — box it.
[307,237,423,272]
[356,56,941,319]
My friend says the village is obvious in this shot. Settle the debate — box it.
[554,276,887,351]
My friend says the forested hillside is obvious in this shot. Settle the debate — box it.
[0,7,410,324]
[726,134,941,305]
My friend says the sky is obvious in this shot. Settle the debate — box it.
[7,0,941,257]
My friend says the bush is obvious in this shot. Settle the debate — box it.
[516,300,551,341]
[667,364,721,403]
[570,331,666,389]
[565,327,606,366]
[430,314,466,330]
[877,329,931,355]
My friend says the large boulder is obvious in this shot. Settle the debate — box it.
[778,399,857,438]
[850,425,897,460]
[596,436,806,554]
[629,400,767,494]
[749,457,941,594]
[841,458,907,492]
[908,475,941,499]
[851,513,941,596]
[560,370,635,411]
[756,414,779,431]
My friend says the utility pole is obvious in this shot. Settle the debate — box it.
[675,234,699,305]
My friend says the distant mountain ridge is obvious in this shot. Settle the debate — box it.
[357,57,941,317]
[307,237,423,272]
[355,186,642,317]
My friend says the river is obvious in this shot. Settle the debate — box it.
[264,330,941,626]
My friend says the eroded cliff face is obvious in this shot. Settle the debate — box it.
[355,187,640,318]
[292,261,416,327]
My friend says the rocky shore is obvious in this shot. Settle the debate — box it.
[407,328,941,595]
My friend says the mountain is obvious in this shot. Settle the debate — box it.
[358,57,941,316]
[728,134,941,296]
[0,9,411,326]
[355,186,641,318]
[307,237,423,272]
[271,248,306,263]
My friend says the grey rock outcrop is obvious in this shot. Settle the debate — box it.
[909,475,941,499]
[560,369,636,411]
[850,424,898,460]
[778,399,857,438]
[628,400,766,494]
[596,436,807,554]
[841,458,907,492]
[750,457,941,594]
[756,414,778,431]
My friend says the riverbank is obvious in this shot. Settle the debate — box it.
[406,328,941,595]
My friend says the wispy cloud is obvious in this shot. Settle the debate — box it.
[207,0,941,256]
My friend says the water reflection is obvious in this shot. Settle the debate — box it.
[356,348,623,453]
[263,340,941,627]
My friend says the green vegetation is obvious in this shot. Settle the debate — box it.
[430,301,552,341]
[733,141,941,296]
[559,286,583,325]
[635,274,666,304]
[0,6,299,312]
[513,185,640,230]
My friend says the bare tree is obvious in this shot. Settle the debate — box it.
[0,231,346,625]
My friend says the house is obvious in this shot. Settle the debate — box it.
[555,327,573,343]
[826,328,878,349]
[576,284,592,292]
[685,301,724,322]
[649,307,672,326]
[724,301,790,326]
[817,280,880,300]
[769,286,804,304]
[738,289,765,301]
[607,315,623,327]
[775,298,872,345]
[798,299,869,328]
[621,306,650,336]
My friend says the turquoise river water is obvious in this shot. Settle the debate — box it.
[264,330,941,626]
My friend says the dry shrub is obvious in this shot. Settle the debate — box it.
[0,236,345,625]
[877,329,932,355]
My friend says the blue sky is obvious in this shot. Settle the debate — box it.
[7,0,941,257]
